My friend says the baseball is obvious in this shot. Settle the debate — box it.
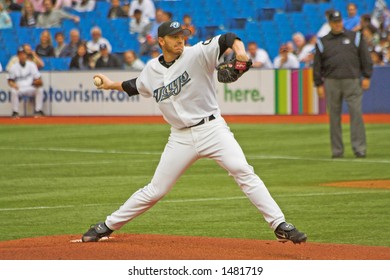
[93,76,103,87]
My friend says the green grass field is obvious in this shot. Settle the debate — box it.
[0,122,389,246]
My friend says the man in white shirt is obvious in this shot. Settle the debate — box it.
[273,44,300,69]
[7,47,44,118]
[129,8,151,44]
[128,0,155,20]
[86,26,112,55]
[317,9,334,38]
[246,41,273,69]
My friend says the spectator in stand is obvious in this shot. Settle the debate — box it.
[150,45,160,59]
[246,41,272,69]
[20,0,39,27]
[129,9,151,36]
[0,3,12,28]
[317,9,333,38]
[292,32,306,58]
[370,49,385,66]
[273,44,300,69]
[107,0,127,19]
[140,8,166,56]
[37,0,80,28]
[69,43,91,70]
[54,31,66,57]
[371,0,388,28]
[54,0,74,10]
[8,46,44,119]
[5,0,22,11]
[35,29,55,57]
[86,26,112,67]
[123,50,145,71]
[95,43,121,69]
[86,26,112,55]
[73,0,95,12]
[163,11,172,21]
[344,3,360,31]
[377,32,389,62]
[24,43,45,68]
[362,24,380,51]
[298,34,317,67]
[128,0,155,20]
[182,14,196,45]
[60,28,83,57]
[30,0,44,13]
[5,43,45,71]
[359,14,373,31]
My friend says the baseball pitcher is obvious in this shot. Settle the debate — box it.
[82,21,307,244]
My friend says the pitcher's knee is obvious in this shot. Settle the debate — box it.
[141,183,169,203]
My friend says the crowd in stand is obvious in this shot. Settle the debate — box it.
[1,0,390,72]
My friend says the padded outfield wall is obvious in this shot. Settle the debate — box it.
[0,67,389,116]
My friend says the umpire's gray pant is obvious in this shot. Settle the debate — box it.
[324,78,366,156]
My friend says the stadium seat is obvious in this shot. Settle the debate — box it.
[285,0,305,12]
[9,12,21,26]
[256,8,276,21]
[41,57,52,71]
[51,57,72,71]
[228,18,247,29]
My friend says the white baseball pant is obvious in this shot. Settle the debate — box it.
[11,86,44,113]
[105,115,285,231]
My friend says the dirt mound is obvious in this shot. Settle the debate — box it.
[321,180,390,189]
[1,234,389,260]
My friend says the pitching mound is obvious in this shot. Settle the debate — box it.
[1,234,389,260]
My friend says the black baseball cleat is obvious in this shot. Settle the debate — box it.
[34,110,45,118]
[355,152,366,158]
[274,222,307,244]
[82,222,113,242]
[11,112,20,119]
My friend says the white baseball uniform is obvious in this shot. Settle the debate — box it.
[7,61,44,113]
[105,35,286,231]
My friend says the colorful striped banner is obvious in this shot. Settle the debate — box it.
[275,68,319,115]
[275,69,291,115]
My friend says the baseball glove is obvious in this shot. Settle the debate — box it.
[216,59,252,83]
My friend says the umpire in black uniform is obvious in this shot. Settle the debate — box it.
[313,10,373,158]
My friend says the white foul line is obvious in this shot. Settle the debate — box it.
[0,190,387,212]
[1,147,389,164]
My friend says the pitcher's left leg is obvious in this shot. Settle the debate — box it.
[202,121,285,230]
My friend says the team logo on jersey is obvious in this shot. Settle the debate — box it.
[342,38,351,45]
[153,71,191,102]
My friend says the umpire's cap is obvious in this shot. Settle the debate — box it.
[158,21,191,37]
[328,10,342,22]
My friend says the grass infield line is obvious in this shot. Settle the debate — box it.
[0,190,385,212]
[1,147,390,164]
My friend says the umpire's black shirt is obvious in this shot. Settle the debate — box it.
[313,29,373,86]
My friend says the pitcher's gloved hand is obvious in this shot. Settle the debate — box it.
[216,59,252,83]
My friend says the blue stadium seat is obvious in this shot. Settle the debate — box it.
[9,12,21,26]
[51,57,72,71]
[285,0,304,12]
[41,57,52,71]
[256,8,276,21]
[94,1,111,17]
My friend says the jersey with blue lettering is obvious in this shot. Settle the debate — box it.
[7,61,41,88]
[136,35,223,129]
